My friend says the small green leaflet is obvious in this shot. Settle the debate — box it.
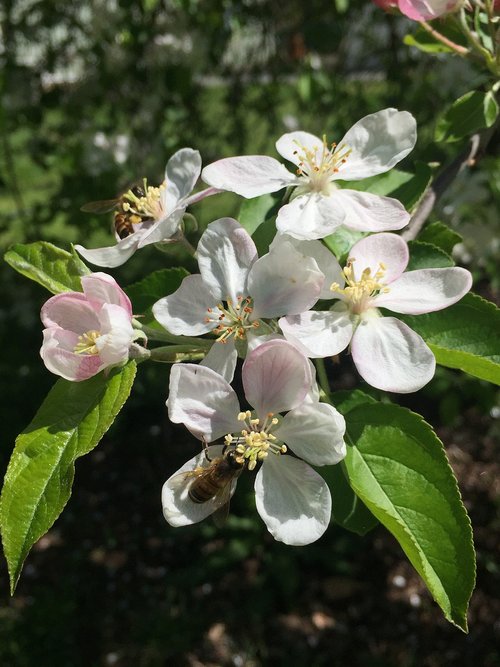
[407,240,454,270]
[0,361,137,593]
[4,242,90,294]
[435,90,499,143]
[343,403,475,630]
[399,294,500,386]
[419,222,462,255]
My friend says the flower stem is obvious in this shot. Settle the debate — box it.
[149,345,207,363]
[315,358,331,397]
[133,321,213,349]
[419,20,468,56]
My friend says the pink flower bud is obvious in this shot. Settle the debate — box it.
[40,272,135,381]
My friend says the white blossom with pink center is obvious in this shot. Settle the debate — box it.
[280,233,473,393]
[76,148,216,268]
[40,273,136,381]
[398,0,462,21]
[162,339,346,545]
[152,218,325,382]
[201,109,417,240]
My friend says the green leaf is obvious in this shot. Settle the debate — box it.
[338,163,432,212]
[344,403,475,630]
[238,192,281,237]
[330,388,377,415]
[325,464,379,535]
[399,293,500,385]
[0,362,137,593]
[125,267,189,325]
[407,240,454,270]
[419,222,462,255]
[323,227,365,263]
[4,242,90,294]
[435,90,499,143]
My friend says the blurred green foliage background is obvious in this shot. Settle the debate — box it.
[0,1,499,665]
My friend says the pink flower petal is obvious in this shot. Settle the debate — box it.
[279,309,354,358]
[276,192,345,240]
[41,293,100,333]
[40,328,103,381]
[333,190,410,233]
[348,232,409,284]
[81,273,132,315]
[242,339,310,418]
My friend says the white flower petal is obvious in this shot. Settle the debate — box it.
[165,147,202,202]
[351,315,436,393]
[348,232,409,283]
[167,363,241,441]
[197,218,257,303]
[275,131,324,166]
[373,267,473,314]
[275,402,346,465]
[137,208,185,246]
[276,193,344,240]
[254,455,332,545]
[75,234,142,268]
[202,156,297,198]
[200,340,238,384]
[96,304,134,366]
[249,241,323,319]
[242,339,310,417]
[152,274,219,336]
[271,234,344,300]
[81,273,132,315]
[162,445,238,527]
[337,108,417,180]
[279,309,353,358]
[333,190,410,233]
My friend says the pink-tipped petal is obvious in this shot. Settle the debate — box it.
[165,147,202,201]
[255,455,332,545]
[348,232,409,283]
[40,328,103,381]
[336,109,417,180]
[201,156,297,198]
[399,0,461,21]
[242,339,310,417]
[279,309,354,358]
[41,293,101,333]
[197,218,257,303]
[373,267,473,314]
[167,363,241,442]
[351,316,436,393]
[200,340,238,384]
[81,273,132,315]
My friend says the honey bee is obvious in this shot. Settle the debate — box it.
[176,447,246,526]
[81,185,151,240]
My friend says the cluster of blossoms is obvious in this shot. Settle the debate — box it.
[39,108,472,545]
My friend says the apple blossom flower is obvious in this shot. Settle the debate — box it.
[201,108,417,241]
[40,272,137,381]
[162,339,346,545]
[75,148,218,268]
[152,217,325,382]
[279,233,473,393]
[398,0,462,21]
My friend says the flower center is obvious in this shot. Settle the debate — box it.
[224,410,287,471]
[74,330,101,355]
[331,257,390,314]
[293,135,352,193]
[121,178,166,221]
[205,296,260,343]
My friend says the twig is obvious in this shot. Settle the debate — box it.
[402,126,495,241]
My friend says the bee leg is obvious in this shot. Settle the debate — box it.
[202,436,212,462]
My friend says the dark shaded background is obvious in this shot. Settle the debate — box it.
[1,1,499,665]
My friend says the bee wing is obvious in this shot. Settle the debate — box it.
[168,467,205,493]
[211,467,244,528]
[80,198,120,214]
